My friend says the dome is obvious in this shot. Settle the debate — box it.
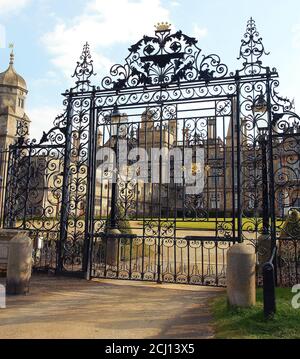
[0,51,27,90]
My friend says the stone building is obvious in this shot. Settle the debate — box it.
[0,49,30,219]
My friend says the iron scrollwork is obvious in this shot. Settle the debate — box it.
[102,28,228,90]
[238,17,271,75]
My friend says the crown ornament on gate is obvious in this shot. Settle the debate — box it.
[155,22,171,32]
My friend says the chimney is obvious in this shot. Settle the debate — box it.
[111,105,128,137]
[183,128,189,144]
[241,118,248,139]
[207,117,216,140]
[141,109,154,130]
[97,128,103,147]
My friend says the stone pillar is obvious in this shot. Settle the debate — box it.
[6,234,33,295]
[0,229,28,275]
[106,228,120,267]
[227,243,256,308]
[0,284,5,308]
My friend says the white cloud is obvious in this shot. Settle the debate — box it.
[0,0,31,15]
[284,25,300,109]
[292,24,300,49]
[193,24,208,40]
[27,106,60,141]
[31,71,62,88]
[0,24,6,48]
[41,0,170,79]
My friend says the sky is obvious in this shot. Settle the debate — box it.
[1,0,300,140]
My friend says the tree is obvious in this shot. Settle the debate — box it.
[281,209,300,240]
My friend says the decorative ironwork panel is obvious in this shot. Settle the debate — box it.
[91,235,231,286]
[101,28,229,91]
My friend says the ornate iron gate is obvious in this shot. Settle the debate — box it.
[2,19,300,286]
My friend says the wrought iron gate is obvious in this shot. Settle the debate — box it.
[2,19,300,286]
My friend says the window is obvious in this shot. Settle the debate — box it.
[210,193,221,209]
[293,197,300,208]
[290,157,299,180]
[248,194,255,209]
[16,120,22,134]
[210,167,220,186]
[18,98,24,108]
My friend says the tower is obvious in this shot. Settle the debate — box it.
[0,47,30,150]
[0,47,31,219]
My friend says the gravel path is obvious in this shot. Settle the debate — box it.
[0,275,224,339]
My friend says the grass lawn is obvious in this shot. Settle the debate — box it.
[15,217,284,233]
[135,218,283,231]
[211,288,300,339]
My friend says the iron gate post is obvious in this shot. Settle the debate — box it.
[7,145,19,229]
[260,137,270,234]
[0,148,9,227]
[230,98,237,239]
[22,144,33,229]
[2,145,13,228]
[109,104,121,230]
[110,137,118,229]
[57,90,74,273]
[235,71,243,242]
[263,247,277,319]
[157,102,164,284]
[83,88,97,279]
[266,67,278,286]
[263,261,276,318]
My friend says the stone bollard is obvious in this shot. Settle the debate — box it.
[0,229,25,275]
[6,234,33,295]
[106,228,121,267]
[227,243,256,308]
[0,284,5,308]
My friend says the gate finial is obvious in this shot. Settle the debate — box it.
[70,42,95,91]
[238,18,270,73]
